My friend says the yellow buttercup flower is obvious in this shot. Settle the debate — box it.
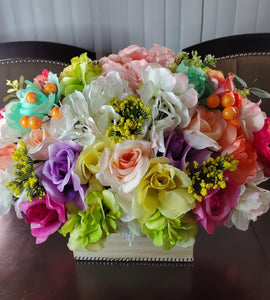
[133,157,195,221]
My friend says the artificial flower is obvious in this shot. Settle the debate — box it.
[100,44,176,92]
[83,71,133,135]
[59,190,121,251]
[4,73,60,131]
[75,136,114,184]
[41,140,86,211]
[239,98,266,140]
[161,126,211,170]
[59,52,102,96]
[184,106,226,151]
[192,175,240,234]
[139,66,197,152]
[49,90,99,146]
[0,143,16,170]
[253,117,270,176]
[221,134,257,185]
[225,183,270,231]
[97,139,152,194]
[0,169,14,215]
[141,210,197,250]
[20,193,66,244]
[133,157,195,221]
[175,60,212,98]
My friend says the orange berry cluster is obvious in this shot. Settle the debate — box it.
[20,83,62,130]
[206,91,243,128]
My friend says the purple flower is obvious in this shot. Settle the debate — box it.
[20,194,66,244]
[161,127,211,170]
[41,140,86,211]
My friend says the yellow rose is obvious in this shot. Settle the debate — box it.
[75,137,114,184]
[133,157,195,221]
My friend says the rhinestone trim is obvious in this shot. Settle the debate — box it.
[74,255,194,263]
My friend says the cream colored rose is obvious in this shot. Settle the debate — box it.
[96,139,152,194]
[75,137,114,184]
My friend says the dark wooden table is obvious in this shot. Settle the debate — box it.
[0,208,269,300]
[0,41,270,300]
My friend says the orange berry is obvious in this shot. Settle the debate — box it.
[28,116,43,130]
[206,94,220,109]
[229,118,241,129]
[51,106,63,120]
[20,115,30,128]
[222,107,238,120]
[221,92,235,107]
[25,92,38,104]
[44,83,57,94]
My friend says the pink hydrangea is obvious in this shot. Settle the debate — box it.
[100,44,176,92]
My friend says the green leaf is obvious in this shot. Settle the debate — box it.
[232,72,247,88]
[19,75,24,89]
[249,87,270,98]
[3,93,17,102]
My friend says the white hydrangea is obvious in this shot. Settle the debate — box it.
[46,91,99,146]
[83,71,134,134]
[139,66,198,153]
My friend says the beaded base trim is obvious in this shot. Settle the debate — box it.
[74,255,194,263]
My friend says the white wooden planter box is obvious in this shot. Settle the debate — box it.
[73,234,193,263]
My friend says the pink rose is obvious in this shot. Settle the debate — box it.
[20,194,66,244]
[192,175,240,234]
[253,117,270,176]
[184,106,226,151]
[96,140,152,194]
[0,144,16,170]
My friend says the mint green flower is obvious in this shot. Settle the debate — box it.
[176,61,212,99]
[59,53,102,96]
[59,190,121,251]
[5,73,60,132]
[141,210,197,250]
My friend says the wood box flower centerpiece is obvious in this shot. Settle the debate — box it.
[1,45,269,262]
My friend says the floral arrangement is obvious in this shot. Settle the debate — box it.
[0,45,270,252]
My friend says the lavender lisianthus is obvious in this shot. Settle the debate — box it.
[41,140,86,211]
[161,126,211,170]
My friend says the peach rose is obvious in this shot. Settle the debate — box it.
[184,106,226,151]
[0,144,16,170]
[96,140,152,194]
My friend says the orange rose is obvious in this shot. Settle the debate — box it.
[221,133,257,185]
